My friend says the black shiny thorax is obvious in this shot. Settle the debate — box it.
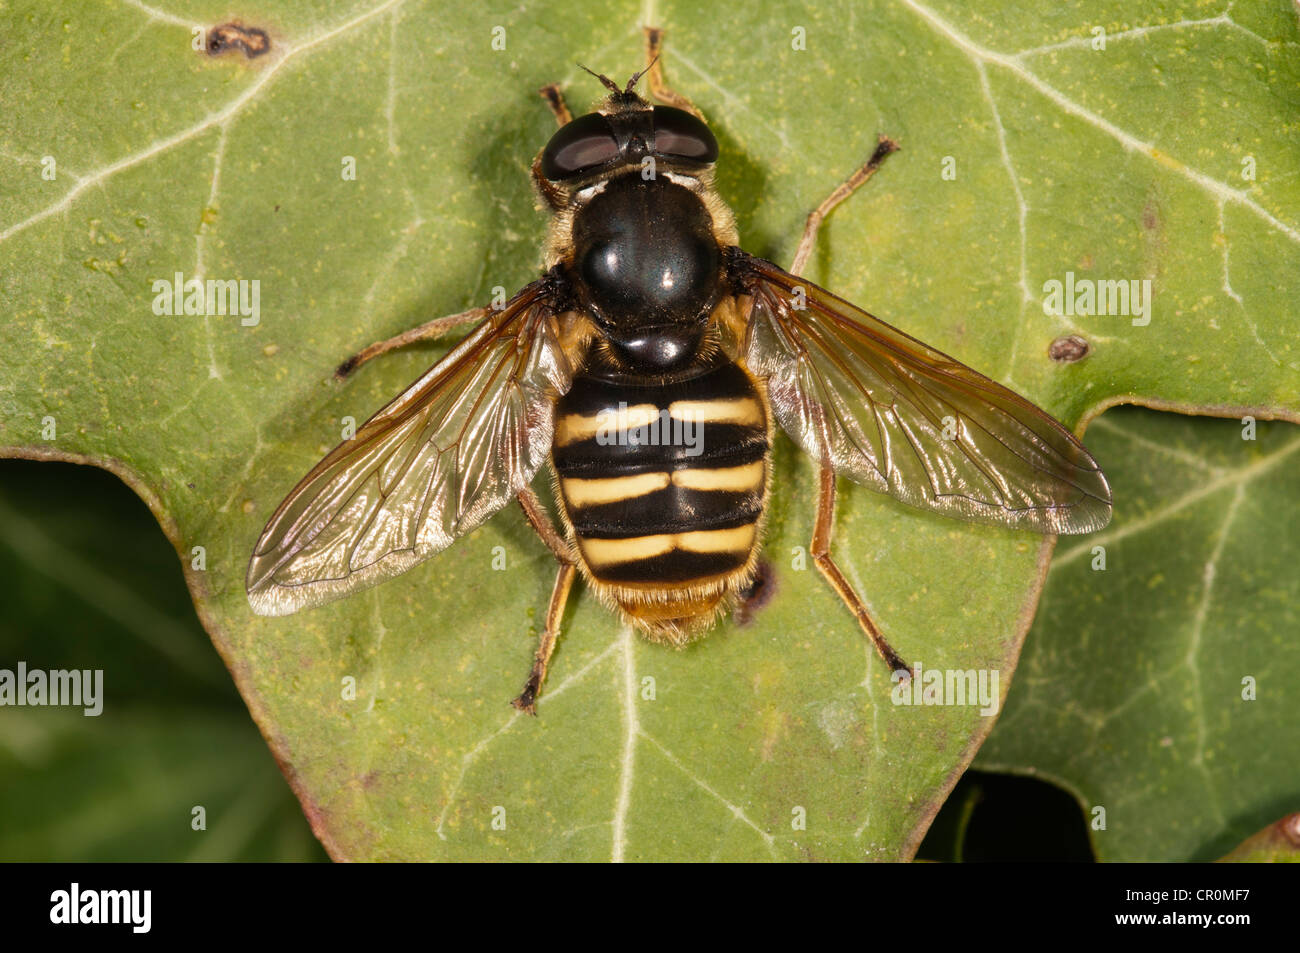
[568,172,721,372]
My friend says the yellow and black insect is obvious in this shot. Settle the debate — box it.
[247,30,1111,713]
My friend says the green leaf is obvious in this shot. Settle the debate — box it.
[977,408,1300,861]
[2,0,1297,860]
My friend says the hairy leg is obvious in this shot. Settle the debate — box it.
[790,142,910,676]
[809,462,910,674]
[335,306,489,379]
[531,83,574,210]
[789,135,900,276]
[642,27,704,119]
[512,488,578,713]
[538,83,573,126]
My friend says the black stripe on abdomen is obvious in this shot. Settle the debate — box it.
[570,484,762,538]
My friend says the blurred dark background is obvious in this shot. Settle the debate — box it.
[0,459,327,862]
[0,458,1090,862]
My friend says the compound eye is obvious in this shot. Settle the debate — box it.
[541,112,620,179]
[652,106,718,163]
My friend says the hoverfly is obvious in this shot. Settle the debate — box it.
[247,29,1111,713]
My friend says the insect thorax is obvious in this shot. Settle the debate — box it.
[568,172,723,372]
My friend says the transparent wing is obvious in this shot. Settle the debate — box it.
[731,251,1111,534]
[247,280,573,615]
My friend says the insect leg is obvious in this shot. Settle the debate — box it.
[531,151,567,212]
[512,486,578,713]
[642,27,705,120]
[791,138,908,672]
[789,135,900,276]
[517,486,574,564]
[335,306,489,379]
[512,562,576,714]
[531,84,573,211]
[538,83,573,127]
[811,462,912,675]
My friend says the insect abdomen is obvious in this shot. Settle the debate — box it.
[552,356,769,641]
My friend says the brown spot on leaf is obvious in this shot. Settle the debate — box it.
[1048,335,1090,363]
[1142,199,1160,232]
[206,22,271,58]
[1140,190,1167,289]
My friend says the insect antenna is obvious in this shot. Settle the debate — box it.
[577,63,622,94]
[625,56,657,92]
